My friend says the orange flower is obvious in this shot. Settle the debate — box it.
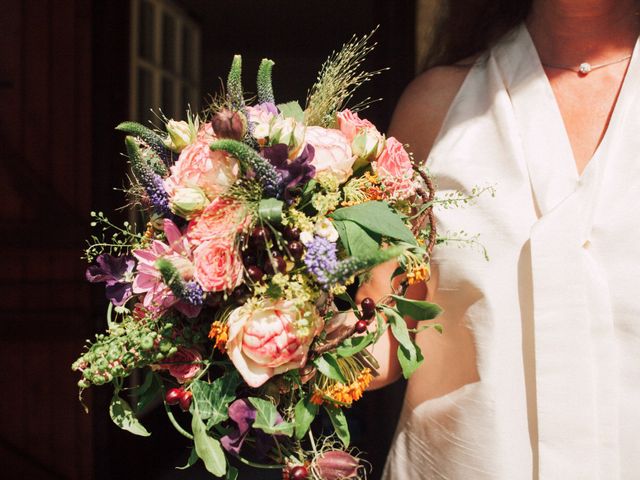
[208,321,229,352]
[407,264,429,285]
[310,368,374,407]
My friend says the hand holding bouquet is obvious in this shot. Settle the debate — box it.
[74,33,443,479]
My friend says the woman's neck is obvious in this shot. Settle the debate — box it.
[527,0,640,64]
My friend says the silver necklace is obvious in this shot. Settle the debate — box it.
[542,54,632,75]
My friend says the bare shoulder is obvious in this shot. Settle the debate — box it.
[389,63,474,162]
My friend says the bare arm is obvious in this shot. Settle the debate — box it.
[361,65,471,390]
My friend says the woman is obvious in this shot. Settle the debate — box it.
[362,0,640,478]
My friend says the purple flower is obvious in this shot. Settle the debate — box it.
[220,399,279,458]
[304,236,339,287]
[86,254,135,305]
[262,143,316,202]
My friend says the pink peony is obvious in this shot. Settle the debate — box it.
[193,236,243,292]
[303,126,355,184]
[164,140,239,200]
[374,136,414,179]
[132,219,201,318]
[226,299,322,388]
[187,197,251,246]
[336,109,376,143]
[159,347,203,383]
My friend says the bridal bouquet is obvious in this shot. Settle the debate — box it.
[73,33,443,479]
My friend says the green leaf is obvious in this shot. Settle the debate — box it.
[277,101,305,122]
[192,409,227,477]
[390,295,443,321]
[258,198,284,224]
[294,397,319,440]
[340,220,381,258]
[397,343,424,379]
[248,397,295,436]
[313,353,347,383]
[109,395,151,437]
[336,333,374,357]
[382,306,424,378]
[324,406,350,447]
[226,466,239,480]
[176,448,199,470]
[330,201,416,245]
[135,372,161,413]
[191,371,241,426]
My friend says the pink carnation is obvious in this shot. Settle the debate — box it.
[159,347,203,384]
[193,236,243,292]
[336,109,376,143]
[374,137,414,179]
[164,140,239,200]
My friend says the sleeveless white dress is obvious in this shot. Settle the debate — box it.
[382,24,640,479]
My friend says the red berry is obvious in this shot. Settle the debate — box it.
[247,265,265,282]
[283,226,301,241]
[290,465,308,480]
[250,226,270,246]
[165,388,182,406]
[265,256,286,274]
[355,320,369,334]
[288,241,304,260]
[361,297,376,319]
[179,390,193,412]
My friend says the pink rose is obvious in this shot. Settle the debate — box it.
[336,109,376,143]
[187,197,248,245]
[164,141,239,200]
[226,299,322,388]
[159,347,202,383]
[374,137,414,179]
[304,126,355,184]
[193,236,243,292]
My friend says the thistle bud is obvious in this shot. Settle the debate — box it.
[169,186,208,220]
[314,450,360,480]
[164,119,196,152]
[212,108,247,140]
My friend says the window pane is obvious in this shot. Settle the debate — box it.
[137,67,154,123]
[138,1,155,61]
[162,77,175,119]
[182,27,196,82]
[162,13,177,71]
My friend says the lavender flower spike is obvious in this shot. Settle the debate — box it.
[304,236,339,287]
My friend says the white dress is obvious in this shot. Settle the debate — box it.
[382,24,640,479]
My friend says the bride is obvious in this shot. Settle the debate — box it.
[362,0,640,478]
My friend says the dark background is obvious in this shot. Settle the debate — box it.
[0,1,421,478]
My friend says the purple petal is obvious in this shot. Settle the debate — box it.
[227,399,256,434]
[105,283,133,306]
[220,429,246,455]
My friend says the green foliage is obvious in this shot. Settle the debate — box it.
[227,55,244,109]
[176,448,199,470]
[257,198,284,224]
[324,405,350,447]
[192,409,227,477]
[336,333,374,357]
[257,58,275,104]
[381,306,424,378]
[294,397,319,440]
[313,353,347,383]
[191,371,241,428]
[330,201,417,246]
[109,394,151,436]
[133,370,162,413]
[333,219,380,258]
[277,101,305,122]
[390,295,443,322]
[248,397,295,436]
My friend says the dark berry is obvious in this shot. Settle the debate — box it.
[288,241,304,260]
[355,320,369,334]
[242,252,257,266]
[250,226,271,246]
[179,390,193,412]
[247,265,265,282]
[232,285,250,301]
[361,297,376,320]
[165,388,182,406]
[290,466,309,480]
[283,226,301,241]
[265,256,287,274]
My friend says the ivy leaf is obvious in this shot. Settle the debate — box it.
[191,371,241,427]
[176,448,199,470]
[313,353,347,383]
[382,305,424,379]
[109,395,151,437]
[390,295,443,321]
[192,409,227,477]
[248,397,294,436]
[324,405,350,447]
[294,397,319,440]
[336,333,374,357]
[330,201,416,245]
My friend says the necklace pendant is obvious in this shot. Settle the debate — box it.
[579,62,592,75]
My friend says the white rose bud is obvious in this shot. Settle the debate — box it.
[270,117,306,156]
[314,218,339,243]
[299,230,315,246]
[170,186,209,219]
[352,129,384,170]
[165,119,196,152]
